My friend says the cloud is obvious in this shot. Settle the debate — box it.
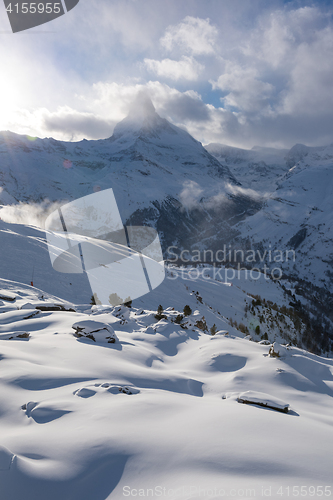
[204,5,333,147]
[158,90,210,122]
[42,107,114,140]
[211,62,274,113]
[144,56,204,81]
[179,181,203,209]
[238,5,333,119]
[161,16,218,55]
[2,107,116,142]
[0,200,64,228]
[2,3,333,149]
[178,179,269,212]
[224,183,270,201]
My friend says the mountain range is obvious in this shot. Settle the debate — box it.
[0,97,332,498]
[0,95,332,353]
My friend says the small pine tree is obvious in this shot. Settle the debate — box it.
[183,305,192,316]
[210,324,218,335]
[174,314,183,324]
[255,325,260,335]
[90,294,96,306]
[155,305,167,320]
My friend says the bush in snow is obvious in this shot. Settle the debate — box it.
[238,323,248,334]
[195,317,208,332]
[183,305,192,316]
[269,342,290,358]
[210,324,218,335]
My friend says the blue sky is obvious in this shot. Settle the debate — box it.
[0,0,333,148]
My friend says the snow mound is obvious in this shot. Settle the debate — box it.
[154,319,169,333]
[72,320,117,343]
[22,401,72,424]
[0,290,16,301]
[214,330,229,336]
[0,446,14,471]
[238,391,290,413]
[0,309,40,325]
[74,383,140,398]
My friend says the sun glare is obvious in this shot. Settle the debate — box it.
[0,81,19,130]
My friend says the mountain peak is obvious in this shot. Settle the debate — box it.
[127,92,156,121]
[111,92,165,140]
[111,92,178,142]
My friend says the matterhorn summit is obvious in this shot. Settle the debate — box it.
[126,92,157,121]
[111,92,198,145]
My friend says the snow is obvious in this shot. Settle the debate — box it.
[238,390,290,413]
[235,143,333,288]
[0,290,16,301]
[205,142,289,190]
[0,104,332,498]
[269,342,291,358]
[0,254,332,498]
[0,101,236,225]
[72,320,117,343]
[0,446,14,471]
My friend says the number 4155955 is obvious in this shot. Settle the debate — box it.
[277,486,332,497]
[6,3,62,14]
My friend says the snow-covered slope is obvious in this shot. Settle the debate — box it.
[0,96,235,220]
[235,143,333,289]
[0,258,332,499]
[205,143,289,191]
[0,220,92,304]
[0,97,268,255]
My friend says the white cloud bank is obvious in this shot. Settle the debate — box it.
[1,3,333,149]
[160,16,218,55]
[144,56,203,81]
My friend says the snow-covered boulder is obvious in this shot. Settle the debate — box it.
[214,330,229,336]
[0,290,16,302]
[269,342,290,358]
[0,331,30,340]
[20,302,75,312]
[238,390,290,413]
[72,320,117,343]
